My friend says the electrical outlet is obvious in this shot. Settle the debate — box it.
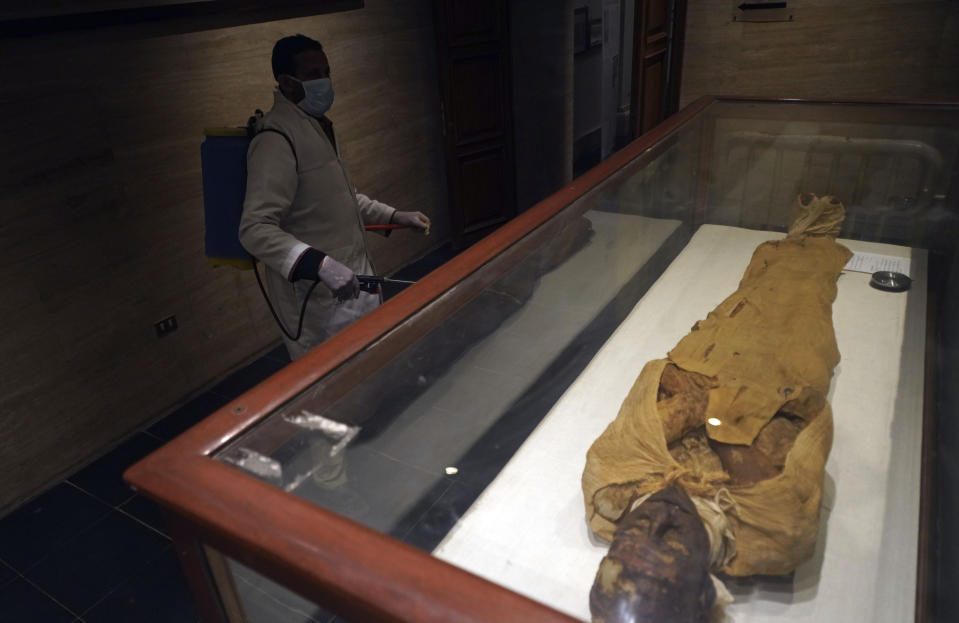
[154,315,178,337]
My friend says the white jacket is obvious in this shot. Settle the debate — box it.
[240,91,395,359]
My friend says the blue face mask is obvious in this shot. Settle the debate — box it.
[289,76,334,117]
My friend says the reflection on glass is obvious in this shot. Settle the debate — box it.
[215,118,704,556]
[206,547,340,623]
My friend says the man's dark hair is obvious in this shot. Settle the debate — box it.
[271,35,324,80]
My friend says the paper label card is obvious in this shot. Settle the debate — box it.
[844,252,911,277]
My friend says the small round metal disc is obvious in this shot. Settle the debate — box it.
[869,271,912,292]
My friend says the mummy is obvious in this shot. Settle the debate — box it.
[583,194,852,623]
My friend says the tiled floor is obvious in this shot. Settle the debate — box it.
[0,245,457,623]
[0,343,291,623]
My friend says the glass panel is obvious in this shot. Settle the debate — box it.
[701,100,959,251]
[213,100,959,623]
[214,113,706,548]
[205,546,337,623]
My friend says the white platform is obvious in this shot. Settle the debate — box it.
[434,225,927,623]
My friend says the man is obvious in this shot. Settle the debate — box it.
[240,35,430,360]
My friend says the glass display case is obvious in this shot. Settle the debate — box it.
[126,96,959,623]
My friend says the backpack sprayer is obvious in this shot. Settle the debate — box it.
[200,114,416,341]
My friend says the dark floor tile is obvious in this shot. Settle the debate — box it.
[147,391,231,440]
[399,481,484,552]
[390,244,458,283]
[0,483,111,571]
[264,343,292,365]
[83,545,198,623]
[25,511,169,615]
[209,354,288,399]
[379,245,452,300]
[68,433,164,506]
[0,578,76,623]
[0,560,16,587]
[378,280,416,301]
[117,495,169,538]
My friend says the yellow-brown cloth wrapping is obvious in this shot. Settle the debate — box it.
[582,194,852,576]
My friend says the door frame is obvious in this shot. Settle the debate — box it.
[630,0,688,137]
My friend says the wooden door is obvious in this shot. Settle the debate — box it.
[631,0,688,136]
[433,0,516,248]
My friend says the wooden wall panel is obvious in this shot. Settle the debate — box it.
[0,0,447,514]
[681,0,959,106]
